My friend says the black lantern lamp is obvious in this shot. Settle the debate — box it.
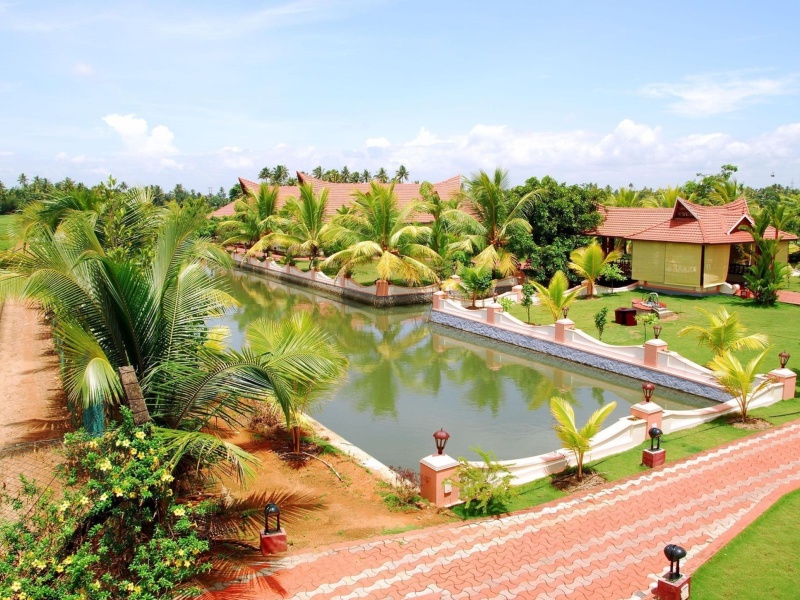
[664,544,687,581]
[642,382,656,403]
[561,306,569,319]
[653,323,662,339]
[779,351,790,369]
[649,427,663,451]
[264,502,281,534]
[433,428,450,455]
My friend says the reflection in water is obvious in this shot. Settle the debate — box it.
[217,270,714,470]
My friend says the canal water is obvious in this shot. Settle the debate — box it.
[218,270,713,470]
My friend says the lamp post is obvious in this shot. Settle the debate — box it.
[664,544,687,581]
[779,351,790,369]
[653,323,662,339]
[259,502,287,554]
[561,306,569,319]
[642,382,655,403]
[433,428,450,455]
[649,427,663,451]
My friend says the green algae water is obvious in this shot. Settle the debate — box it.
[218,270,714,470]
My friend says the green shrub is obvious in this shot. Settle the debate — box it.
[449,447,515,516]
[0,411,212,599]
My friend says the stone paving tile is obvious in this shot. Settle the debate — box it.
[212,421,800,600]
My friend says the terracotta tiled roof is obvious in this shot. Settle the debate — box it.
[594,197,797,244]
[209,173,462,222]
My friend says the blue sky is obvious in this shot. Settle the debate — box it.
[1,1,799,192]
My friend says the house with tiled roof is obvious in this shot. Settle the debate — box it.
[594,197,797,294]
[209,172,462,222]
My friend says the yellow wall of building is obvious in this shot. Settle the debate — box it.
[631,241,665,282]
[664,243,701,286]
[703,244,730,287]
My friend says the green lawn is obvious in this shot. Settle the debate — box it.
[690,487,800,599]
[0,214,17,251]
[504,284,800,385]
[270,257,437,287]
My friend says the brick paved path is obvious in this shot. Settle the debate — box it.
[211,421,800,599]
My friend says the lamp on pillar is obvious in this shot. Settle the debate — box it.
[642,382,656,403]
[653,323,662,339]
[433,428,450,455]
[561,306,569,319]
[658,544,691,599]
[643,426,666,467]
[259,502,287,554]
[779,350,790,369]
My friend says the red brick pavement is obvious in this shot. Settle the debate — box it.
[209,421,800,600]
[777,289,800,305]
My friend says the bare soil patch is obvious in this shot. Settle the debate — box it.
[551,470,606,495]
[729,417,772,431]
[221,426,457,552]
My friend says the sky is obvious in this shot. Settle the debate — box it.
[1,0,799,192]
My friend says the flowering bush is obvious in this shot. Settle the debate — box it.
[0,411,212,599]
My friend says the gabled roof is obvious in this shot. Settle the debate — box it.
[209,172,462,222]
[594,197,797,244]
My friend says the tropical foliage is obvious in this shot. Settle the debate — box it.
[529,271,579,322]
[219,182,281,248]
[550,396,617,480]
[448,446,515,516]
[568,240,622,297]
[677,307,769,360]
[450,168,539,277]
[443,266,494,308]
[708,349,771,421]
[321,181,440,285]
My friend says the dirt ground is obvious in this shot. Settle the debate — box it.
[0,301,455,550]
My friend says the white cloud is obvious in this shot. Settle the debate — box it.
[0,150,13,157]
[73,63,94,77]
[365,137,390,149]
[56,151,87,164]
[218,146,254,169]
[640,73,797,117]
[102,114,179,161]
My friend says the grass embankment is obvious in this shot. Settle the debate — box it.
[452,397,800,517]
[504,285,800,394]
[690,487,800,599]
[258,256,437,287]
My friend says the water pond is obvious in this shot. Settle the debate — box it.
[218,270,714,470]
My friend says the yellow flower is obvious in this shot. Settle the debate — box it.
[58,500,70,512]
[120,439,130,448]
[99,493,108,502]
[98,458,112,471]
[173,507,186,517]
[80,496,90,506]
[183,559,191,567]
[130,448,138,456]
[113,487,124,497]
[32,560,46,569]
[56,564,64,573]
[63,555,73,565]
[160,471,174,483]
[10,582,21,592]
[135,431,146,440]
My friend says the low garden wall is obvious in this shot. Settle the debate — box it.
[230,252,439,307]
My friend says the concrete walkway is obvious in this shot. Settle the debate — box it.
[211,421,800,599]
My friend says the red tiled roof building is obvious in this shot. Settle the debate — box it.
[594,197,797,294]
[209,172,462,222]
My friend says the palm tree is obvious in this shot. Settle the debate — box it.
[568,240,622,297]
[418,181,466,267]
[341,166,351,183]
[361,169,372,182]
[708,180,743,205]
[530,270,579,322]
[1,206,344,483]
[219,182,281,248]
[251,183,334,267]
[395,165,410,183]
[708,349,771,421]
[312,166,324,179]
[442,266,493,308]
[321,181,440,286]
[550,396,617,480]
[258,166,273,181]
[272,164,289,185]
[375,168,389,183]
[678,307,769,361]
[450,168,539,276]
[246,313,346,453]
[643,186,682,208]
[607,187,641,207]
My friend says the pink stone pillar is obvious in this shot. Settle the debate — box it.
[512,284,523,302]
[309,268,317,281]
[631,402,663,442]
[432,291,446,310]
[769,368,797,400]
[644,339,669,368]
[419,454,460,508]
[486,305,499,324]
[376,280,389,297]
[555,318,574,343]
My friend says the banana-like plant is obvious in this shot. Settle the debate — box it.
[530,271,579,322]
